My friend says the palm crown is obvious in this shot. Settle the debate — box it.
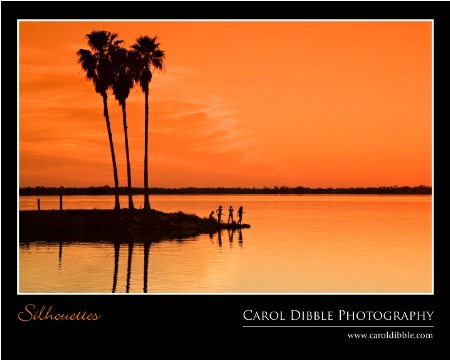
[130,36,165,92]
[77,31,124,97]
[111,47,134,106]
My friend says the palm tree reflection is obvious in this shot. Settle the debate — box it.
[143,241,151,293]
[126,242,134,293]
[112,242,120,293]
[110,231,239,293]
[58,241,63,269]
[111,240,152,293]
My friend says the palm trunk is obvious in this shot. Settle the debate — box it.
[143,89,151,210]
[122,101,134,210]
[102,94,121,211]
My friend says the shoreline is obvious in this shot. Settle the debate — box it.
[19,209,250,243]
[19,185,432,196]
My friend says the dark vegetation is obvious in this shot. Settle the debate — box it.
[19,209,250,244]
[19,185,432,196]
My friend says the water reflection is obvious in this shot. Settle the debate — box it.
[24,229,250,293]
[19,194,431,293]
[58,241,63,269]
[143,242,150,293]
[228,228,244,247]
[110,240,154,293]
[112,242,120,293]
[217,230,222,247]
[213,229,244,248]
[126,242,134,293]
[228,229,234,244]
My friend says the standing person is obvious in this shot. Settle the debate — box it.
[227,205,234,224]
[216,205,223,223]
[237,206,244,225]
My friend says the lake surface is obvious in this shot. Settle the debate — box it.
[18,194,432,294]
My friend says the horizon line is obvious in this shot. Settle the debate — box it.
[19,185,432,188]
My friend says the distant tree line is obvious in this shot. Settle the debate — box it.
[19,185,432,196]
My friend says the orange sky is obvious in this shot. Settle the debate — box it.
[19,20,432,188]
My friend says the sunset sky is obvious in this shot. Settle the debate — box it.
[18,20,432,189]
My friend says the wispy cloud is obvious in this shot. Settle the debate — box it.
[19,58,294,187]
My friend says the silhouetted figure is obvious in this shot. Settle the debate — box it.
[216,205,224,223]
[209,210,215,221]
[227,205,234,224]
[237,206,244,225]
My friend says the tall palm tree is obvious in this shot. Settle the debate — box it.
[130,36,165,211]
[112,48,135,209]
[77,30,123,211]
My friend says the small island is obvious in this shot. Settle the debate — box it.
[19,209,250,244]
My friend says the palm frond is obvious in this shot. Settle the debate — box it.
[77,30,128,95]
[87,31,109,52]
[129,34,166,90]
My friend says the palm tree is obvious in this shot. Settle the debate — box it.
[130,36,165,210]
[111,48,135,209]
[77,30,123,211]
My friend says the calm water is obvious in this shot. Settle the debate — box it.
[18,194,432,294]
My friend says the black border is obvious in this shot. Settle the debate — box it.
[4,1,447,355]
